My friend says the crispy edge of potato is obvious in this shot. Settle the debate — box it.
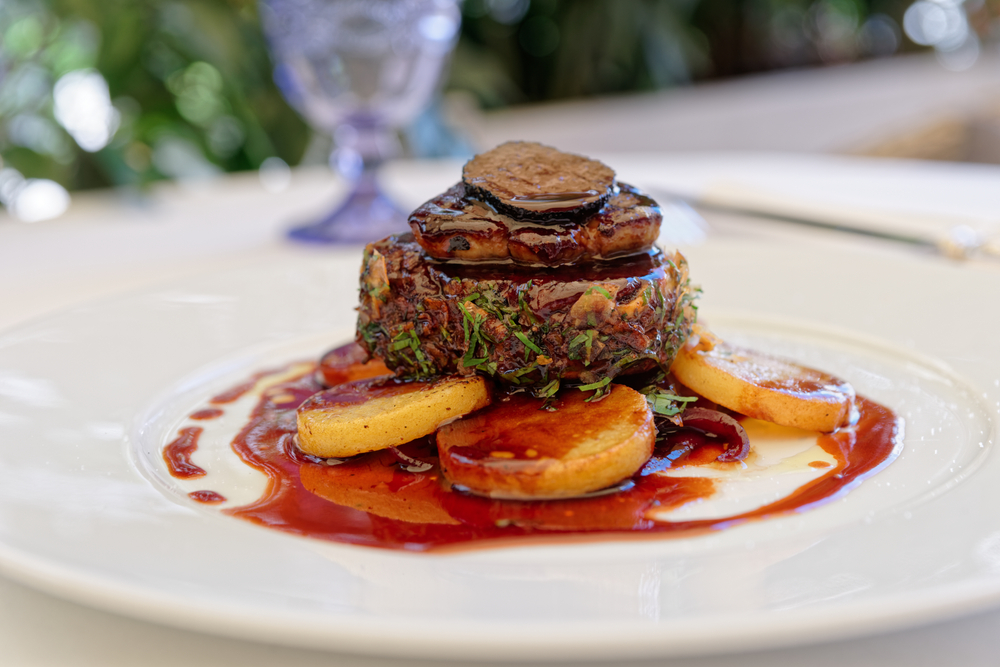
[437,384,655,499]
[296,376,490,458]
[670,328,854,433]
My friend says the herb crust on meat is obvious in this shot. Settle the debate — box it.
[357,234,697,396]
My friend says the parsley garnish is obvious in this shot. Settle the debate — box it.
[640,387,697,417]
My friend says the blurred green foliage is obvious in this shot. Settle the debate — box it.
[452,0,913,108]
[0,0,914,194]
[0,0,310,192]
[452,0,711,107]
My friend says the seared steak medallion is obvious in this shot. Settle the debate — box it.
[462,142,616,223]
[356,234,696,390]
[409,181,661,266]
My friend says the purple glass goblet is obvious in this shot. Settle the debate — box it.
[260,0,461,244]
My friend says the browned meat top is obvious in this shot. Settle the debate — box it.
[462,142,615,221]
[409,182,661,267]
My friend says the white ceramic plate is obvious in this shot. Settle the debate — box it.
[0,240,998,661]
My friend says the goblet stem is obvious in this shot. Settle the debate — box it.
[287,124,409,245]
[287,168,408,245]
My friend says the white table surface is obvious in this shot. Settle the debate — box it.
[2,154,1000,666]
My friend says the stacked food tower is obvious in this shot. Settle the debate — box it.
[356,141,696,392]
[279,143,693,499]
[296,142,858,504]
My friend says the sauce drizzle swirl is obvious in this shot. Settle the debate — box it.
[166,366,904,552]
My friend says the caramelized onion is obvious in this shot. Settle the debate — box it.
[680,407,750,462]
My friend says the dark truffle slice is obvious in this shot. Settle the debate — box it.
[462,142,615,223]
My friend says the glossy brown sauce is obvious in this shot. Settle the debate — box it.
[163,426,206,479]
[300,377,429,411]
[409,182,660,265]
[439,388,646,462]
[208,372,273,405]
[189,365,903,552]
[190,408,224,420]
[506,190,601,210]
[433,245,665,284]
[189,490,227,504]
[318,346,391,386]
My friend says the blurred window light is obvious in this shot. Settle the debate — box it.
[418,12,459,43]
[11,179,70,222]
[486,0,528,25]
[903,0,969,49]
[259,156,292,193]
[0,168,70,222]
[53,69,121,152]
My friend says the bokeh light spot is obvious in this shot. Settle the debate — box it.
[12,179,70,222]
[4,15,45,58]
[259,156,292,193]
[903,0,968,49]
[419,13,459,42]
[168,61,226,126]
[53,69,121,152]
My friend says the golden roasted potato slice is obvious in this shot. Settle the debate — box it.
[670,326,854,432]
[437,384,654,499]
[297,376,490,458]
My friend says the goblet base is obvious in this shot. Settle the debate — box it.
[287,178,409,245]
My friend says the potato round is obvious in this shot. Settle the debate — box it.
[670,326,855,432]
[437,384,655,499]
[297,376,491,458]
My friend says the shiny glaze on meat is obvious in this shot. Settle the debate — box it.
[409,182,661,266]
[357,235,695,386]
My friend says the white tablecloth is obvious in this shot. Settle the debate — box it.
[2,155,1000,666]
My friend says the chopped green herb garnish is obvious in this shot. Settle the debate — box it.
[640,387,698,417]
[514,331,542,355]
[577,377,610,391]
[578,376,612,401]
[585,284,612,299]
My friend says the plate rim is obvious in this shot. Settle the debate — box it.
[0,251,998,660]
